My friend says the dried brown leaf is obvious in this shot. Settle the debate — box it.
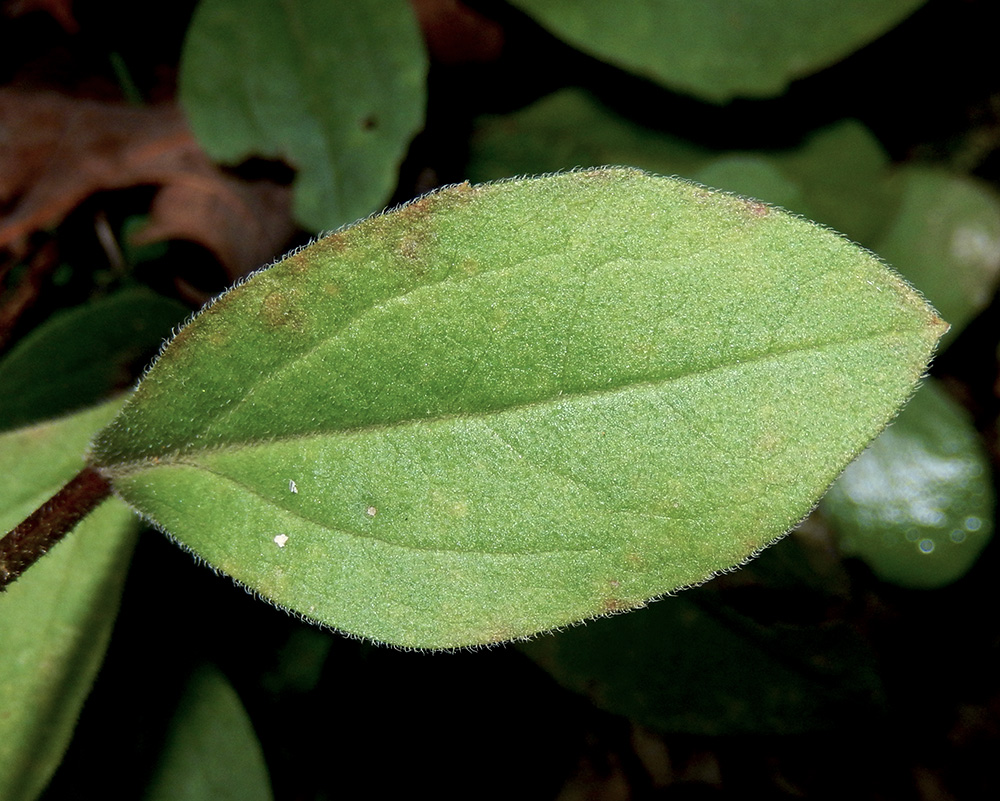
[0,89,294,279]
[410,0,504,64]
[3,0,79,33]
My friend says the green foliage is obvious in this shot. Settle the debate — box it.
[143,665,272,801]
[470,89,998,587]
[522,536,885,735]
[874,168,1000,346]
[0,402,137,801]
[1,2,995,797]
[509,0,927,101]
[89,169,943,648]
[470,90,902,241]
[0,288,187,430]
[179,0,427,231]
[822,380,993,588]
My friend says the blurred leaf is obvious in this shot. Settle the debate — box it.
[874,168,1000,348]
[0,288,187,431]
[508,0,927,102]
[691,156,803,211]
[143,664,272,801]
[0,89,190,250]
[470,90,898,241]
[822,380,993,588]
[0,90,292,275]
[773,119,897,244]
[180,0,427,232]
[260,628,332,696]
[467,88,707,183]
[90,169,944,648]
[0,401,137,801]
[522,572,884,734]
[410,0,504,64]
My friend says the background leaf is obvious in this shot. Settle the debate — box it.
[0,401,138,801]
[469,90,901,244]
[179,0,427,232]
[0,288,187,431]
[522,536,885,735]
[142,664,272,801]
[873,168,1000,348]
[508,0,927,102]
[90,169,944,648]
[821,380,993,588]
[467,89,708,184]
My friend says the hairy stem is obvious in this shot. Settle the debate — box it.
[0,465,112,590]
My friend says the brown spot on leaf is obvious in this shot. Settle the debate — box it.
[483,622,518,645]
[399,234,422,260]
[396,181,475,223]
[601,596,626,613]
[261,290,301,329]
[284,250,314,275]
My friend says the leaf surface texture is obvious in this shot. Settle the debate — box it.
[91,169,945,647]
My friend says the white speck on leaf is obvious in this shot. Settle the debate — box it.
[365,506,377,518]
[274,534,289,548]
[289,479,298,494]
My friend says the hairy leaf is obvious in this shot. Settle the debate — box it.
[179,0,426,231]
[0,401,137,801]
[509,0,927,102]
[90,169,945,648]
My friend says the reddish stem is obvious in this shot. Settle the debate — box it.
[0,465,112,590]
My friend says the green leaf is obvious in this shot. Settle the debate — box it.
[470,90,898,243]
[509,0,927,102]
[0,401,138,801]
[873,168,1000,348]
[821,380,993,588]
[143,665,272,801]
[521,555,885,735]
[89,168,945,648]
[0,288,187,431]
[179,0,426,231]
[691,156,803,213]
[468,89,708,185]
[773,119,897,245]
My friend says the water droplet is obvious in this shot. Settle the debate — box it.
[918,539,935,554]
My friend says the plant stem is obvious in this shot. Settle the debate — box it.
[0,465,112,590]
